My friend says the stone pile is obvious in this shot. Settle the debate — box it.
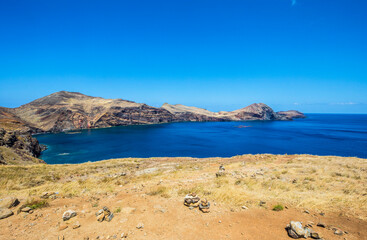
[184,193,211,213]
[183,193,200,208]
[199,199,210,213]
[96,206,114,222]
[216,165,226,177]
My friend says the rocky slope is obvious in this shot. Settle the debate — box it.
[0,128,45,165]
[0,91,305,133]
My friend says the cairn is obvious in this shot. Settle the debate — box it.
[199,199,210,213]
[183,193,200,208]
[96,206,114,222]
[216,165,226,177]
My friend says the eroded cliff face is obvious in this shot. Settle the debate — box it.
[0,128,45,165]
[0,91,305,134]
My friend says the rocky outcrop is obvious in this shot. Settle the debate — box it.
[276,110,306,120]
[0,91,305,134]
[0,128,45,165]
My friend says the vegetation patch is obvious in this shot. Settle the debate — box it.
[272,204,284,211]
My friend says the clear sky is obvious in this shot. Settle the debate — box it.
[0,0,366,113]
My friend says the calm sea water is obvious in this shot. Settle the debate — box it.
[36,114,367,164]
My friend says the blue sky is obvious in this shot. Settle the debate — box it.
[0,0,366,113]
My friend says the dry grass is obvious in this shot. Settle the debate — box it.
[0,154,366,219]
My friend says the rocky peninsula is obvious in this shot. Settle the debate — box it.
[0,91,305,134]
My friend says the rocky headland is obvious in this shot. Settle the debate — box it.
[0,91,305,134]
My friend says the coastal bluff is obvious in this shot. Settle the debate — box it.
[0,91,305,134]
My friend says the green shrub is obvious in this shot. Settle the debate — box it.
[272,204,284,211]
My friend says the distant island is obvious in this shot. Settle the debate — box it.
[0,91,305,134]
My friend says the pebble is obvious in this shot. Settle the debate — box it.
[72,221,81,229]
[241,206,248,210]
[136,223,144,229]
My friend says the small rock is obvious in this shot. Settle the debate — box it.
[310,231,320,239]
[62,210,77,221]
[21,207,32,212]
[0,208,14,219]
[219,220,222,223]
[304,210,310,214]
[59,224,68,231]
[136,223,144,229]
[317,222,326,228]
[334,229,343,236]
[120,232,127,238]
[73,221,81,229]
[106,213,114,222]
[241,206,248,210]
[259,201,266,206]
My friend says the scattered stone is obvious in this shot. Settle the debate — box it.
[59,224,68,231]
[73,221,81,229]
[40,192,57,199]
[317,222,326,228]
[241,206,248,210]
[218,220,222,223]
[0,208,14,219]
[319,212,325,216]
[304,210,310,214]
[0,197,20,209]
[136,223,144,229]
[62,210,77,221]
[120,232,127,238]
[199,199,210,213]
[259,201,266,206]
[310,231,320,239]
[21,207,32,212]
[334,229,343,236]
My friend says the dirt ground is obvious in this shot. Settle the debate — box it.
[0,154,366,240]
[1,186,366,240]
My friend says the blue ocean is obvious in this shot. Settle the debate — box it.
[36,114,367,164]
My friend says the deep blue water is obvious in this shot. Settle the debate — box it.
[36,114,367,164]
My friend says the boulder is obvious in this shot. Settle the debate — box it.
[0,197,20,209]
[0,208,14,219]
[62,210,77,221]
[286,221,311,239]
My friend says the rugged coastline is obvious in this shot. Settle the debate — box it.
[0,91,305,134]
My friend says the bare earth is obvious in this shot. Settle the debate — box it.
[0,154,366,240]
